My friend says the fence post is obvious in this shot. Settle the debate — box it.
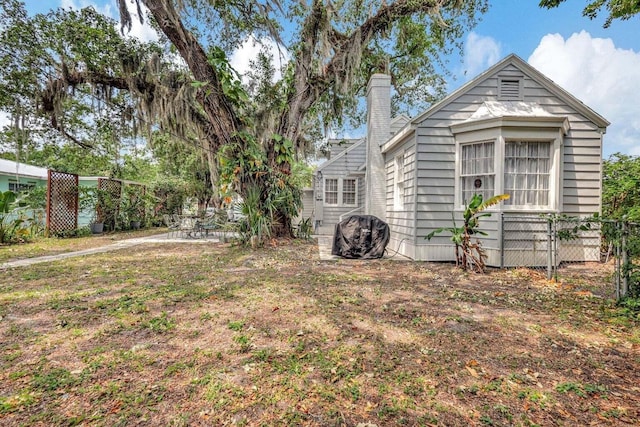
[500,213,505,268]
[547,215,553,281]
[614,221,621,300]
[622,219,629,299]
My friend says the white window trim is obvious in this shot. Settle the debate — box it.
[342,177,358,207]
[323,177,339,206]
[323,177,358,207]
[502,139,554,210]
[394,154,405,209]
[452,119,565,212]
[459,140,496,206]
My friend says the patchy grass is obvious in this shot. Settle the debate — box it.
[0,228,167,263]
[0,239,639,426]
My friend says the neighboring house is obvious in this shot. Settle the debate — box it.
[0,159,145,227]
[0,158,48,192]
[311,54,609,266]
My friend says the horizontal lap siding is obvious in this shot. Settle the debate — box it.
[414,74,501,255]
[516,66,603,218]
[317,141,366,232]
[414,120,459,260]
[409,61,603,262]
[385,139,416,242]
[562,130,602,216]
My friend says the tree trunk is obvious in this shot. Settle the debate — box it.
[142,0,239,156]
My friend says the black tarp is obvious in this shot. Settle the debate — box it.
[331,215,390,259]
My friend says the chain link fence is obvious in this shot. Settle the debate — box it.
[501,214,639,300]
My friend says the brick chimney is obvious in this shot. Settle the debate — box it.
[365,74,391,220]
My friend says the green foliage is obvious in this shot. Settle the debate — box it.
[0,190,44,244]
[150,132,214,211]
[540,0,640,27]
[602,153,640,221]
[548,213,594,241]
[219,133,302,246]
[144,312,176,333]
[426,194,509,272]
[20,186,46,210]
[295,217,313,240]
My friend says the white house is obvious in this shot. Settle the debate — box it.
[310,54,609,266]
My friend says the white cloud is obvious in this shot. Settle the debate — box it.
[462,32,502,79]
[230,36,289,82]
[60,0,158,42]
[529,31,640,157]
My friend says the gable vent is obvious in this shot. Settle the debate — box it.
[499,78,523,100]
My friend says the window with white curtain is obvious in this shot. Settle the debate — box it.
[461,141,495,203]
[324,178,338,205]
[504,141,551,207]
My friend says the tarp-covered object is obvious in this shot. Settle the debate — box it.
[331,215,390,259]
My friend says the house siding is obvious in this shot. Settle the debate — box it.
[314,140,366,234]
[384,137,417,250]
[408,60,603,264]
[293,188,314,225]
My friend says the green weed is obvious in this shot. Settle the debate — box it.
[227,320,245,331]
[144,312,176,332]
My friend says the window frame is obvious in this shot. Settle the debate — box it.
[342,178,357,207]
[394,154,405,209]
[323,177,358,207]
[8,179,36,193]
[503,140,552,209]
[459,140,495,205]
[452,120,564,212]
[323,178,339,206]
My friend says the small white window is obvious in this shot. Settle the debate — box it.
[394,154,404,208]
[460,141,495,204]
[324,177,357,206]
[324,178,338,205]
[342,178,357,206]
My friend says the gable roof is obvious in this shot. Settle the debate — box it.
[0,158,48,180]
[382,54,609,153]
[391,114,411,128]
[316,137,365,174]
[417,54,609,127]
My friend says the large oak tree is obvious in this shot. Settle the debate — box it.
[5,0,490,239]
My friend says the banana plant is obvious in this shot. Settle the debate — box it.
[426,194,510,272]
[0,190,27,243]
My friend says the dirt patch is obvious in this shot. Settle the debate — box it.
[0,240,638,426]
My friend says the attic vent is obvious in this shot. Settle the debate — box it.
[499,77,523,100]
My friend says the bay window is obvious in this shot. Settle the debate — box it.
[451,115,567,211]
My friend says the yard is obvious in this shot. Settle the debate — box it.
[1,238,639,426]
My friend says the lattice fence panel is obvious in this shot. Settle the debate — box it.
[47,170,79,236]
[98,178,122,231]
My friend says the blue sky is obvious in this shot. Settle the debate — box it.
[20,0,640,157]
